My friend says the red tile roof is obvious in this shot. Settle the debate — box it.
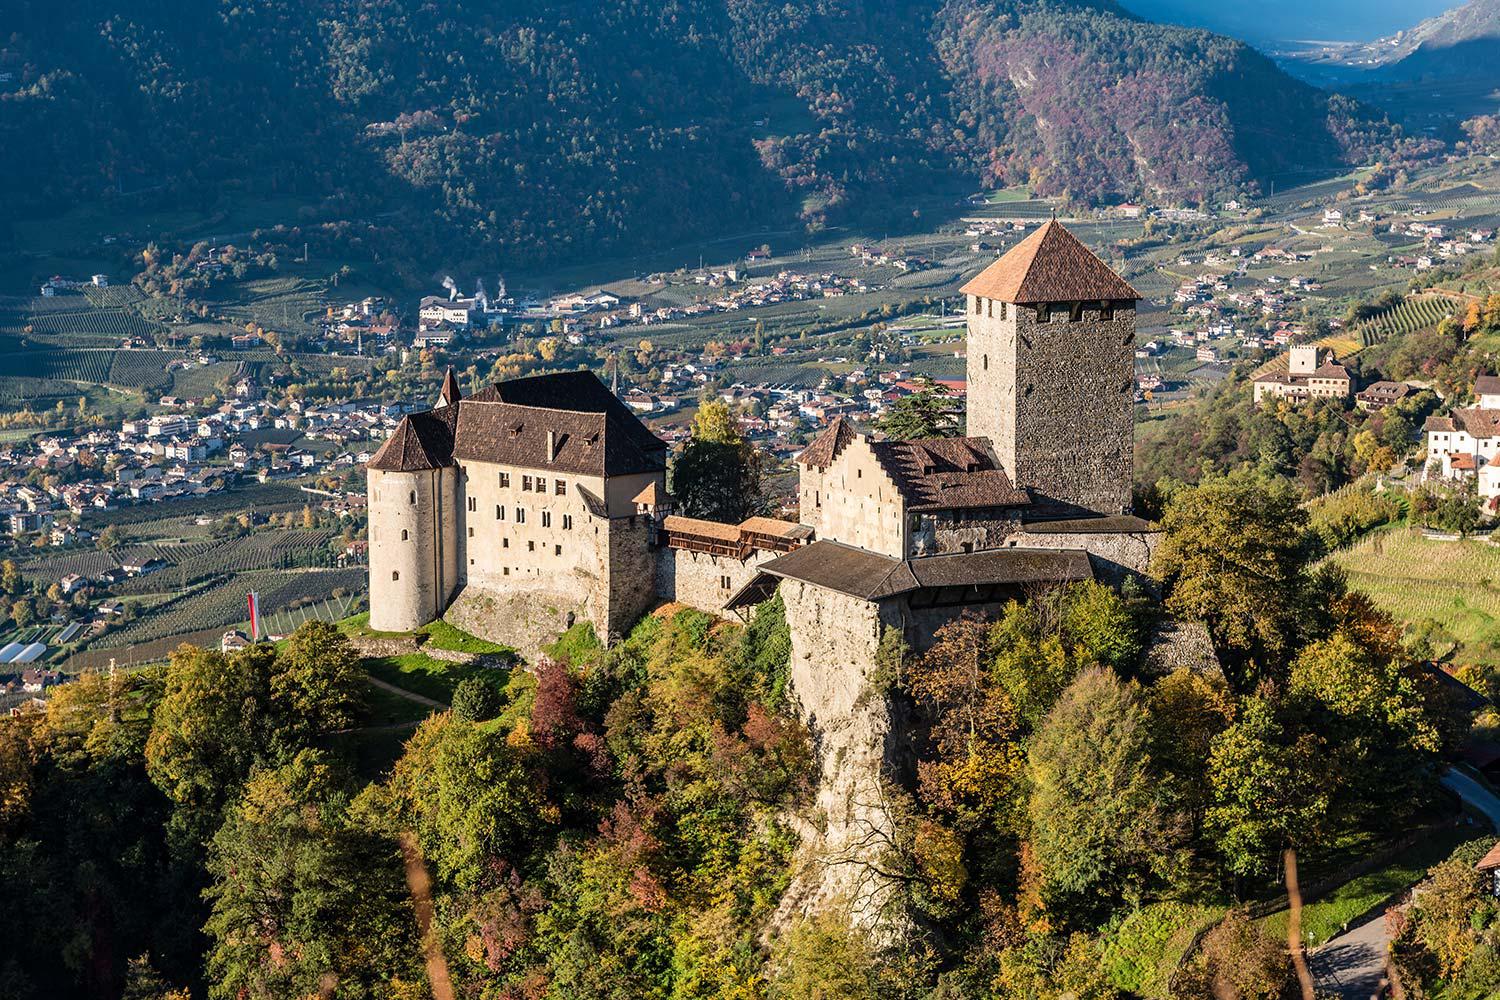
[960,221,1139,304]
[797,415,857,469]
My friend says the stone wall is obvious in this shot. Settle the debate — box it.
[1019,526,1160,585]
[654,545,783,617]
[602,515,658,643]
[1010,303,1135,514]
[444,583,590,662]
[910,509,1022,557]
[966,295,1135,516]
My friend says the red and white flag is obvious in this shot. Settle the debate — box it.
[247,592,260,642]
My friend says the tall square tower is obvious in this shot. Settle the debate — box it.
[961,221,1140,515]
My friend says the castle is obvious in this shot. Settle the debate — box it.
[367,221,1159,654]
[368,221,1161,922]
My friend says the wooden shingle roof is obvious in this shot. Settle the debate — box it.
[868,437,1030,511]
[960,221,1139,304]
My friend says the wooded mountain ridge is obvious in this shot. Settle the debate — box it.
[2,0,1409,269]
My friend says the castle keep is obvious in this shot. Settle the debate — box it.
[367,221,1158,654]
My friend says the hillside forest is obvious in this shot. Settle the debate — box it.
[2,462,1493,999]
[1,0,1426,270]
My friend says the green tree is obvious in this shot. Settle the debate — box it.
[874,376,957,440]
[769,911,879,1000]
[203,752,420,999]
[1026,667,1163,927]
[269,620,365,745]
[1152,472,1316,690]
[670,397,763,522]
[1205,697,1329,878]
[451,676,504,722]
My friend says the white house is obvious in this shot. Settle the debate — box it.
[1425,375,1500,503]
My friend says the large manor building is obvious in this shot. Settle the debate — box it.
[367,221,1160,656]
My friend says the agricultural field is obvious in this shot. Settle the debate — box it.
[0,347,184,392]
[81,481,309,527]
[1330,528,1500,663]
[1355,293,1465,348]
[92,566,367,650]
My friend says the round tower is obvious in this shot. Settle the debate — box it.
[366,407,460,632]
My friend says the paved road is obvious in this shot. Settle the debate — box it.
[1309,913,1390,999]
[1441,768,1500,829]
[1310,768,1500,998]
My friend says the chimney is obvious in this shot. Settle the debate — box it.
[546,430,556,463]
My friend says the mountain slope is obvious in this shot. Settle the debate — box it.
[1306,0,1500,79]
[0,0,1405,269]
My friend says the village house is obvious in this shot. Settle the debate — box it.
[1424,374,1500,503]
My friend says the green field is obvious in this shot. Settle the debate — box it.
[1331,528,1500,662]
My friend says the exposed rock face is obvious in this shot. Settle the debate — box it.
[770,580,914,933]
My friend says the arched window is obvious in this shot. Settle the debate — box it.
[401,529,409,541]
[408,490,416,505]
[982,354,989,371]
[391,571,400,581]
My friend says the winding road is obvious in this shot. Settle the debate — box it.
[1308,767,1500,998]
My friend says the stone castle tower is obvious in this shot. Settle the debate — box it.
[365,372,463,632]
[961,220,1140,515]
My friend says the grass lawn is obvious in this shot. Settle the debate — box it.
[340,612,514,657]
[1330,528,1500,663]
[360,680,433,727]
[1101,901,1226,997]
[364,651,507,704]
[1258,825,1478,948]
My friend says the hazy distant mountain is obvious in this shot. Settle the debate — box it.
[1292,0,1500,79]
[0,0,1410,270]
[1118,0,1453,45]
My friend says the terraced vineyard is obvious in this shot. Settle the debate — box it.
[0,347,183,391]
[94,567,367,649]
[81,482,308,527]
[1355,294,1463,348]
[25,308,164,344]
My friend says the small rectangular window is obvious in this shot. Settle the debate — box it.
[972,296,981,315]
[516,508,526,523]
[391,571,400,581]
[528,540,535,552]
[499,472,510,488]
[555,480,566,496]
[496,505,504,520]
[537,477,547,494]
[467,497,476,512]
[554,544,562,556]
[503,538,509,548]
[986,299,993,318]
[468,527,474,538]
[522,475,533,491]
[1000,302,1008,320]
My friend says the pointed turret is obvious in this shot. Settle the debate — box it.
[960,220,1138,304]
[436,367,462,409]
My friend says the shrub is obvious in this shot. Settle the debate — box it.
[451,677,504,722]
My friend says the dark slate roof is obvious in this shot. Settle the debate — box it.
[749,539,1091,601]
[960,221,1139,304]
[869,437,1030,511]
[456,370,666,476]
[1020,514,1157,534]
[797,415,857,469]
[367,407,458,472]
